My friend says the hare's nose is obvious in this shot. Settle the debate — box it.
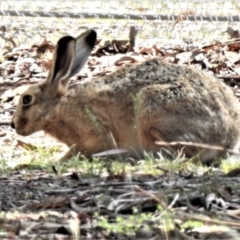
[10,122,15,129]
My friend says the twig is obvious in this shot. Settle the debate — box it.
[0,33,16,48]
[155,141,240,155]
[203,38,240,48]
[226,209,240,221]
[129,26,139,48]
[154,193,179,220]
[134,185,168,209]
[0,79,40,86]
[178,186,205,215]
[0,121,10,126]
[216,75,240,80]
[177,212,240,229]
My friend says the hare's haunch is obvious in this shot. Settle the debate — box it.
[11,29,240,162]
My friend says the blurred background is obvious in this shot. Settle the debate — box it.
[0,0,240,49]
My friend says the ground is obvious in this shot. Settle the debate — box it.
[1,34,240,239]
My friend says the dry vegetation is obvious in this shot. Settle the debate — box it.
[1,2,240,238]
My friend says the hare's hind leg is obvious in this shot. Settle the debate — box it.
[135,94,173,156]
[136,84,232,161]
[136,117,177,157]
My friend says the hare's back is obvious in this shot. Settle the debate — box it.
[100,58,230,100]
[83,58,240,122]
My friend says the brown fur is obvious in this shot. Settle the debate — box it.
[11,30,240,162]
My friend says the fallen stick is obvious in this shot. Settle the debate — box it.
[155,140,240,155]
[0,121,10,126]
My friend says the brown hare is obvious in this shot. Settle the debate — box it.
[11,29,240,162]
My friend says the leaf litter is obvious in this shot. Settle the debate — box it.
[1,27,240,239]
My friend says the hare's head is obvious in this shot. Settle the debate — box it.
[11,29,97,136]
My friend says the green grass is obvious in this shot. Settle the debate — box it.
[0,157,10,175]
[19,147,197,173]
[95,203,179,235]
[1,143,226,175]
[1,145,240,237]
[1,143,212,178]
[95,207,172,234]
[182,220,203,230]
[220,158,240,173]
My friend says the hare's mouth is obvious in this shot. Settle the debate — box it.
[10,122,28,136]
[15,129,29,136]
[14,126,32,136]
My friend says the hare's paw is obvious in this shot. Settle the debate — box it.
[56,144,79,162]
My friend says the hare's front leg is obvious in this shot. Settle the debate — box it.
[56,132,115,162]
[57,144,80,162]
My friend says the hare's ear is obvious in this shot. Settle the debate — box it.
[47,29,97,95]
[71,29,97,77]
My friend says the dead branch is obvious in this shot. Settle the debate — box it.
[129,26,139,48]
[177,212,240,229]
[155,141,240,155]
[216,75,240,80]
[0,121,10,126]
[0,33,17,48]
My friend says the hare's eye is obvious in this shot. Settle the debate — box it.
[22,95,33,105]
